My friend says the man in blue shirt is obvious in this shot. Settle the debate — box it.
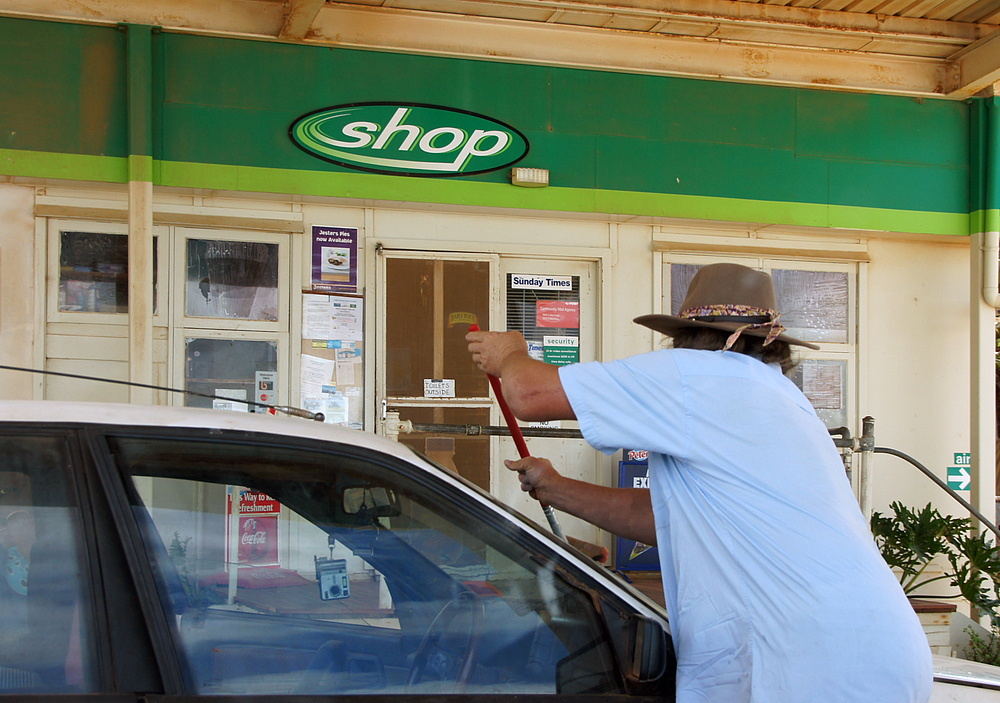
[468,263,931,702]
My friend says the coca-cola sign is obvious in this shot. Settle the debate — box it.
[227,489,281,567]
[238,515,279,566]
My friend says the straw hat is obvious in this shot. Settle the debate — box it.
[633,263,819,350]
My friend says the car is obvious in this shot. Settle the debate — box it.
[0,399,993,701]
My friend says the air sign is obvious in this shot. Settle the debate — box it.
[290,103,529,177]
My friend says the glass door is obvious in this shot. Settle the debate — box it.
[377,252,499,491]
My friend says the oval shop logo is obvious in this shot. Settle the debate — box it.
[289,103,529,177]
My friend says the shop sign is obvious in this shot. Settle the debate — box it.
[290,103,528,177]
[543,336,579,366]
[536,300,579,328]
[227,489,281,567]
[510,274,573,290]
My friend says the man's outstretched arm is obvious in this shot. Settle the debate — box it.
[466,329,575,421]
[506,456,656,546]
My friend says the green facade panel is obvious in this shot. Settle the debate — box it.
[0,17,127,157]
[0,16,987,235]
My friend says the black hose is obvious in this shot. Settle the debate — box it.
[874,446,1000,542]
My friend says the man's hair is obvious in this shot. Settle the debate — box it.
[670,327,796,374]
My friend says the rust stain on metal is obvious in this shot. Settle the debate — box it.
[79,41,121,153]
[740,48,771,79]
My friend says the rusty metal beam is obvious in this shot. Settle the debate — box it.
[0,0,992,98]
[947,27,1000,97]
[306,4,953,97]
[279,0,326,41]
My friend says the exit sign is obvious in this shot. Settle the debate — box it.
[947,452,971,491]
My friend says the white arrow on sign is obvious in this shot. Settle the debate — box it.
[951,467,971,490]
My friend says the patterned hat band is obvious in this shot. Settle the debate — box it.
[678,304,785,351]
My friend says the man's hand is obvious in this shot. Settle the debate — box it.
[466,330,530,378]
[506,456,658,547]
[505,456,562,505]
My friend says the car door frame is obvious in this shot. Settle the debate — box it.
[80,422,674,701]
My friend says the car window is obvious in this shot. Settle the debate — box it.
[109,434,621,696]
[0,433,96,693]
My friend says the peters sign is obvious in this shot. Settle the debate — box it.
[290,103,529,177]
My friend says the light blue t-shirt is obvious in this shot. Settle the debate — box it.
[559,349,932,703]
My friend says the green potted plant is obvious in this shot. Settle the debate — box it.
[871,502,1000,663]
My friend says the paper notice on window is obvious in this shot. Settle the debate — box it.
[324,395,349,425]
[213,388,248,413]
[303,295,333,339]
[330,298,363,341]
[301,354,337,398]
[801,362,842,410]
[424,379,456,398]
[302,294,363,341]
[336,359,358,386]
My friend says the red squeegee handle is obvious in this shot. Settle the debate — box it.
[469,325,530,458]
[469,325,566,541]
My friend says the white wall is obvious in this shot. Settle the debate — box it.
[0,184,38,399]
[2,182,988,528]
[864,237,973,516]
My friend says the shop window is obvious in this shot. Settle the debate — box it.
[506,274,581,366]
[665,258,855,430]
[771,269,849,344]
[185,239,279,322]
[384,258,490,399]
[184,337,279,413]
[58,231,157,314]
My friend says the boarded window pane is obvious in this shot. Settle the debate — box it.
[789,359,848,428]
[385,259,490,398]
[391,406,491,490]
[185,239,280,321]
[772,269,849,343]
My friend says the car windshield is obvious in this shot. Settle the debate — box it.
[107,432,621,696]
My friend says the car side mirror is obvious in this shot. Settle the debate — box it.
[600,596,675,695]
[626,615,671,684]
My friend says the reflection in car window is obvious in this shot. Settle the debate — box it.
[0,434,95,693]
[110,435,621,695]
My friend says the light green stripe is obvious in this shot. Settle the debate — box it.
[160,160,970,237]
[0,148,127,182]
[969,210,1000,234]
[128,154,153,182]
[0,150,972,237]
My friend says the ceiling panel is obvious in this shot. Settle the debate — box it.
[0,0,996,97]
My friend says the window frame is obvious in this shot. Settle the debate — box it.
[172,227,290,333]
[88,425,662,696]
[46,218,168,326]
[657,252,858,435]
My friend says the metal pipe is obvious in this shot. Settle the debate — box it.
[874,445,1000,543]
[858,416,875,520]
[980,96,1000,308]
[407,422,584,439]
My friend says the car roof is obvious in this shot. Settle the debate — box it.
[933,655,1000,689]
[0,400,674,621]
[0,400,424,466]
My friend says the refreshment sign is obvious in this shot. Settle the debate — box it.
[290,103,529,177]
[227,489,281,567]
